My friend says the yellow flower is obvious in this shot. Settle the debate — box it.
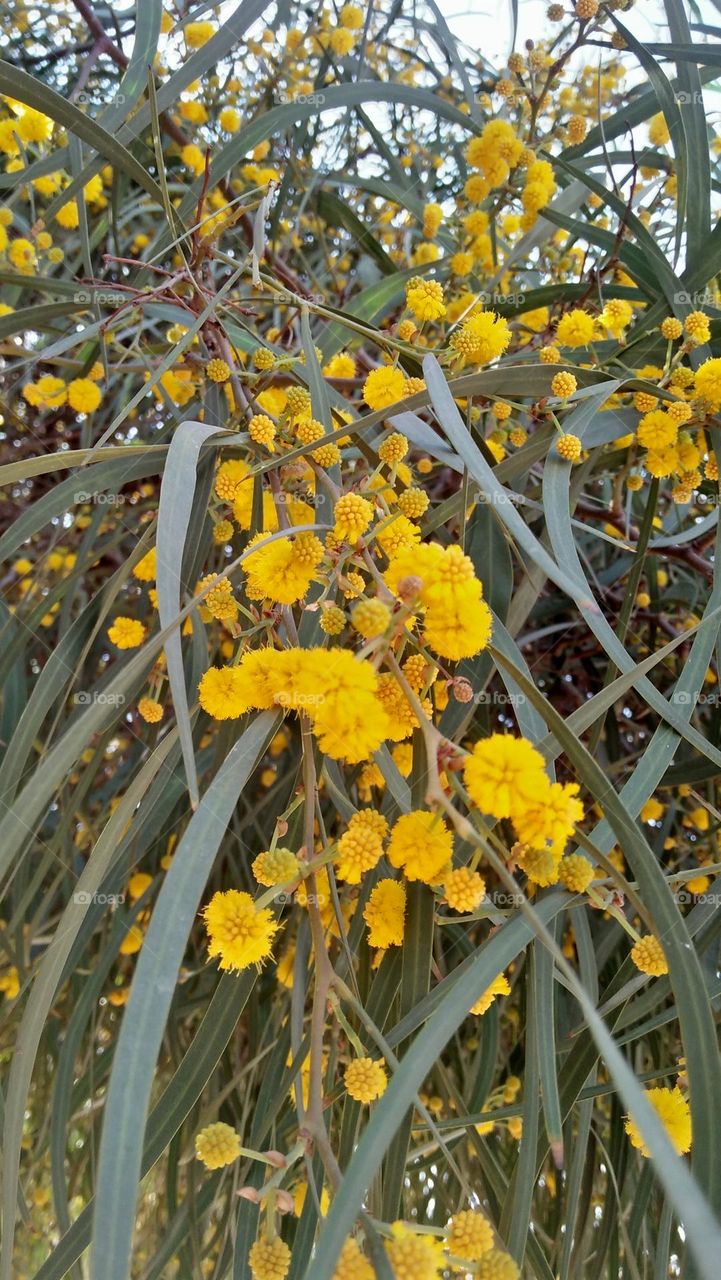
[8,237,37,273]
[630,935,668,977]
[248,1236,291,1280]
[108,617,146,649]
[333,492,375,541]
[462,734,548,819]
[363,879,406,947]
[471,972,511,1015]
[476,1249,520,1279]
[344,1056,387,1103]
[363,366,406,410]
[446,1209,494,1260]
[636,410,678,450]
[694,357,721,410]
[406,276,446,322]
[119,924,143,955]
[133,548,157,582]
[206,357,230,383]
[198,666,253,720]
[181,143,205,174]
[138,697,163,724]
[243,530,325,605]
[24,375,66,409]
[450,309,511,366]
[444,867,486,912]
[68,378,102,414]
[219,106,240,132]
[385,1222,444,1279]
[0,966,20,999]
[204,890,279,972]
[252,847,300,886]
[332,1237,374,1280]
[387,810,453,883]
[195,1121,241,1169]
[624,1087,691,1157]
[185,20,216,47]
[556,309,596,348]
[558,853,595,893]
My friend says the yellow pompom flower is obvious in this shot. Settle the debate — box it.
[119,924,143,955]
[558,853,595,893]
[636,410,678,450]
[107,617,146,649]
[206,358,230,383]
[133,548,157,582]
[363,366,406,409]
[204,890,279,972]
[694,357,721,410]
[630,934,668,977]
[471,973,511,1016]
[243,530,324,605]
[624,1087,691,1158]
[332,1237,374,1280]
[195,1122,242,1169]
[8,238,37,273]
[67,378,102,414]
[463,734,548,819]
[447,1209,494,1260]
[215,458,251,502]
[512,781,583,856]
[406,276,446,322]
[660,316,683,340]
[252,847,300,886]
[378,431,409,464]
[684,310,711,344]
[138,697,163,724]
[336,820,384,884]
[198,666,253,720]
[385,1222,444,1279]
[185,20,216,47]
[344,1056,387,1103]
[476,1248,520,1279]
[444,867,486,912]
[555,309,596,348]
[248,414,277,451]
[556,433,582,461]
[219,106,240,132]
[551,371,577,398]
[363,879,406,947]
[352,598,390,639]
[248,1236,291,1280]
[333,492,374,542]
[387,810,453,883]
[450,310,511,366]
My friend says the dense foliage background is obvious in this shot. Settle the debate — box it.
[2,1,721,1278]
